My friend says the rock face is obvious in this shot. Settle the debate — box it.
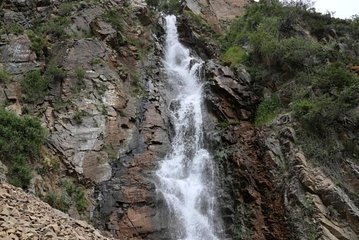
[205,60,257,120]
[185,0,250,31]
[93,38,173,240]
[1,0,358,240]
[204,62,290,239]
[1,1,171,238]
[204,59,359,239]
[0,183,109,240]
[263,123,359,240]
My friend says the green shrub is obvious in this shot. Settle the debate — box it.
[45,191,70,212]
[89,58,102,66]
[292,96,341,133]
[145,0,160,8]
[61,180,87,214]
[292,98,316,116]
[46,64,65,82]
[73,110,86,124]
[0,68,11,83]
[222,46,247,68]
[27,31,47,57]
[0,108,46,188]
[37,16,70,39]
[5,23,24,35]
[313,64,358,92]
[159,0,181,14]
[8,156,32,189]
[71,68,86,93]
[74,188,86,213]
[103,10,123,32]
[255,95,281,126]
[58,2,74,16]
[75,68,85,80]
[276,37,321,71]
[248,17,280,55]
[22,70,49,102]
[222,0,283,50]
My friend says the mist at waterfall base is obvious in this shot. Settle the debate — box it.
[156,15,222,240]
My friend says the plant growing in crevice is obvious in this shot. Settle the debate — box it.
[102,10,124,32]
[61,180,87,214]
[221,46,247,68]
[45,191,70,212]
[0,68,11,83]
[73,110,87,125]
[27,30,47,58]
[255,95,281,126]
[22,70,49,103]
[71,68,86,93]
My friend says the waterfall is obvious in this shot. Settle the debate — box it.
[156,15,221,240]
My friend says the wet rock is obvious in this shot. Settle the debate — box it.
[205,60,258,120]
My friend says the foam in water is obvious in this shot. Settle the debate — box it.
[156,15,220,240]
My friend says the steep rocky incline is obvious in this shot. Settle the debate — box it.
[0,183,110,240]
[1,0,358,239]
[1,0,172,238]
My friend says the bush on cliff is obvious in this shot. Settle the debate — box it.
[22,70,49,103]
[222,46,247,68]
[222,0,359,169]
[0,108,46,188]
[255,95,281,126]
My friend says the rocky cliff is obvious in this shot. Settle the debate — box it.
[0,0,358,239]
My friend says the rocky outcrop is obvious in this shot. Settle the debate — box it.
[205,60,257,120]
[204,62,289,239]
[93,41,173,240]
[2,0,357,240]
[262,116,359,240]
[0,183,109,240]
[1,1,171,238]
[46,38,127,183]
[184,0,250,30]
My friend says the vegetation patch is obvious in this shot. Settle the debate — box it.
[73,109,87,125]
[0,109,46,188]
[103,10,124,32]
[222,46,247,68]
[62,180,87,214]
[33,16,71,40]
[255,95,281,126]
[22,70,49,103]
[27,31,47,58]
[1,23,24,35]
[222,0,359,174]
[45,191,70,212]
[0,68,11,83]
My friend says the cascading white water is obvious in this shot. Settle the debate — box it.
[156,15,220,240]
